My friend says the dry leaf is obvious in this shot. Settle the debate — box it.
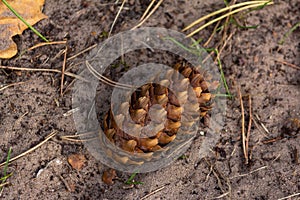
[67,154,86,170]
[102,168,117,185]
[0,0,47,59]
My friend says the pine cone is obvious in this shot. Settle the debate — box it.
[103,62,218,156]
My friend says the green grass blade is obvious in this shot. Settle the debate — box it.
[125,172,143,185]
[1,0,49,42]
[0,147,12,190]
[163,37,232,98]
[3,147,12,181]
[279,22,300,45]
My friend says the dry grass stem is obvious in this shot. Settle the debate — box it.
[86,61,136,89]
[0,65,87,82]
[109,0,127,37]
[254,114,270,134]
[0,81,26,92]
[204,158,230,196]
[277,192,300,200]
[0,131,58,168]
[245,95,252,164]
[238,88,248,164]
[139,0,156,22]
[210,192,229,199]
[184,1,273,37]
[67,44,97,61]
[0,182,10,188]
[60,45,68,96]
[203,20,222,47]
[252,115,269,138]
[274,59,300,70]
[60,132,98,142]
[27,41,67,51]
[183,1,270,31]
[262,136,283,144]
[140,186,165,200]
[229,166,268,179]
[132,0,164,30]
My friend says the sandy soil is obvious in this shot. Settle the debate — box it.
[0,0,299,199]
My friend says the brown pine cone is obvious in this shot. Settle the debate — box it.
[103,62,219,156]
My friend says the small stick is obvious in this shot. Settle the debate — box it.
[109,0,127,37]
[0,81,26,92]
[274,59,300,70]
[0,131,58,168]
[245,95,252,164]
[140,186,165,200]
[60,46,68,96]
[238,88,248,164]
[0,65,87,81]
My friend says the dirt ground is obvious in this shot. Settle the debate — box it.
[0,0,299,199]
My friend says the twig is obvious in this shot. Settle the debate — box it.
[274,59,300,70]
[238,88,248,164]
[67,44,97,61]
[277,192,300,200]
[0,65,87,82]
[245,95,252,164]
[131,0,164,30]
[140,186,165,200]
[0,81,26,92]
[0,131,58,168]
[60,46,68,96]
[109,0,127,37]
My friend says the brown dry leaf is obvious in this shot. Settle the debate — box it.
[102,168,117,185]
[0,0,47,59]
[67,154,86,170]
